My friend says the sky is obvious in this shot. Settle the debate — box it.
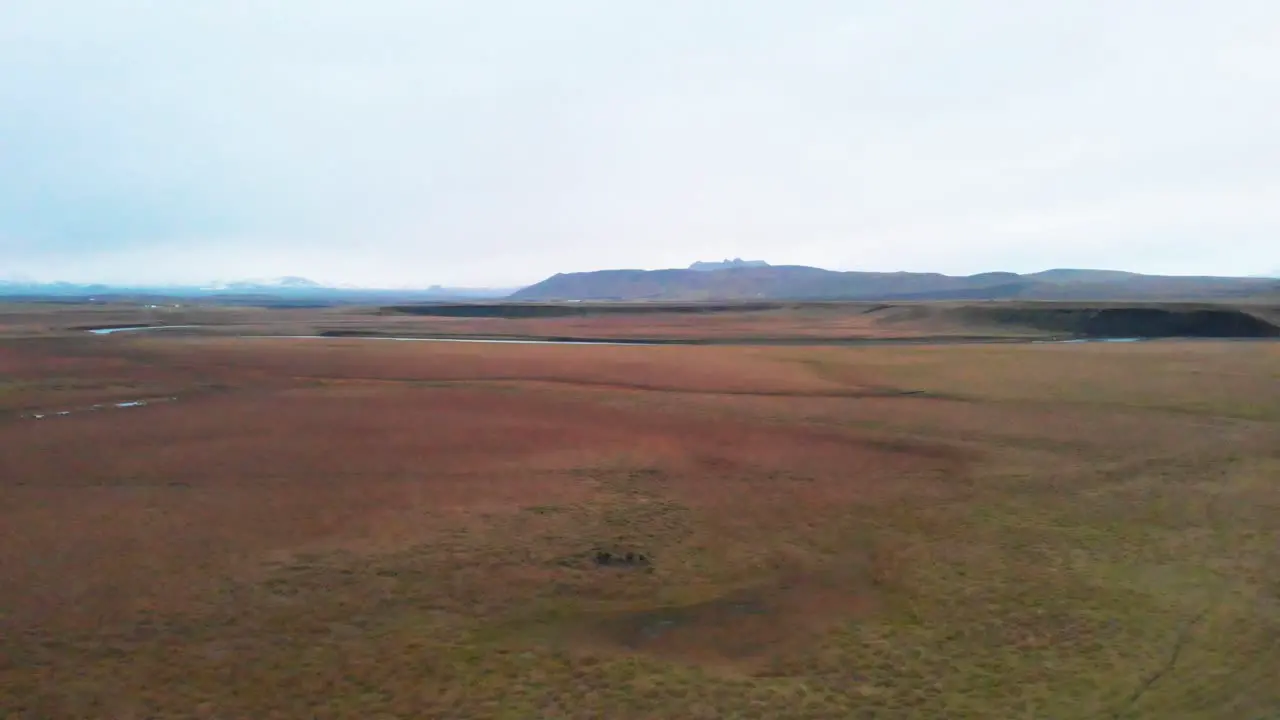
[3,1,1279,288]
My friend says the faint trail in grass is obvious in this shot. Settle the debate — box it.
[1114,607,1210,718]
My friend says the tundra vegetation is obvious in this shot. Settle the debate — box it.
[1,304,1277,718]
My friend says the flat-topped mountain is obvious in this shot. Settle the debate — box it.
[509,265,1279,301]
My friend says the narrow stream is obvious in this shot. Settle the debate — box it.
[260,335,646,346]
[20,397,178,421]
[87,325,200,335]
[81,327,1164,346]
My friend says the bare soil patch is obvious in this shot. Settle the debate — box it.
[562,569,875,673]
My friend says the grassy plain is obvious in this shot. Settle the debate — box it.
[0,300,965,342]
[3,298,1278,342]
[1,322,1278,717]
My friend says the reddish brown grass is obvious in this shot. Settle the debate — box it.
[0,338,955,635]
[1,332,1276,719]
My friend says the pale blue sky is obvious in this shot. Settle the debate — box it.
[3,1,1278,287]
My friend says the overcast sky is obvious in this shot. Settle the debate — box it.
[3,1,1278,287]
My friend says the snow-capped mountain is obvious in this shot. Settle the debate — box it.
[202,276,325,291]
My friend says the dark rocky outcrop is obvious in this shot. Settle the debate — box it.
[689,258,771,271]
[593,550,651,569]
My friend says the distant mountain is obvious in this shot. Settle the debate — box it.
[0,280,113,296]
[209,276,324,291]
[510,266,1279,302]
[1021,269,1142,284]
[688,258,770,271]
[0,278,514,303]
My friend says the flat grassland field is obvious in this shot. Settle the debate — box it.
[2,330,1279,717]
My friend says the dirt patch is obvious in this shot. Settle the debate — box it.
[562,571,873,673]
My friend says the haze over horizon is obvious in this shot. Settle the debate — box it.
[4,2,1279,287]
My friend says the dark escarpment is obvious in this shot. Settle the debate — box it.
[382,302,784,318]
[378,301,1280,341]
[956,305,1280,338]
